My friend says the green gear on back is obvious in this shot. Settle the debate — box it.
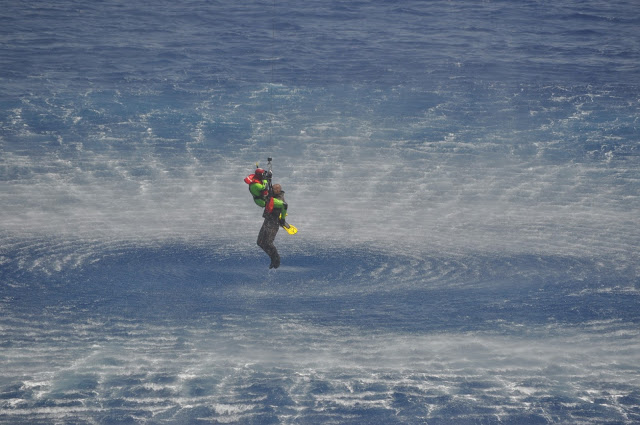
[272,197,287,215]
[249,180,287,217]
[250,180,268,207]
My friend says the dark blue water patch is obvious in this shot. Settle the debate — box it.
[4,0,638,90]
[120,383,177,399]
[619,390,640,406]
[98,412,149,425]
[390,390,431,419]
[2,239,638,336]
[283,285,639,334]
[155,406,219,425]
[184,377,219,397]
[0,383,33,401]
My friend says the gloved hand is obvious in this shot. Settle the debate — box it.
[279,217,286,227]
[266,170,273,179]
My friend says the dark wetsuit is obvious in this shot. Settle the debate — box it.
[257,192,284,268]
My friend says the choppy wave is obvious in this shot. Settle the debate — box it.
[2,0,640,423]
[2,296,640,424]
[2,236,639,423]
[2,83,638,263]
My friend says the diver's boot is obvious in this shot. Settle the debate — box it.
[269,253,280,269]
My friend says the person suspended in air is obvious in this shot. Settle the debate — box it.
[244,163,295,269]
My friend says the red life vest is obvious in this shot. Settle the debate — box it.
[243,173,260,185]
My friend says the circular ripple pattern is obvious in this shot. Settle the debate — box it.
[2,0,639,423]
[1,239,639,424]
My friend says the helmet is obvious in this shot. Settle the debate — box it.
[255,168,266,176]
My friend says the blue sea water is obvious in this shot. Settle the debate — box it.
[1,0,639,423]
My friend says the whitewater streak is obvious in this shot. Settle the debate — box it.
[2,85,638,267]
[2,1,639,421]
[2,310,639,424]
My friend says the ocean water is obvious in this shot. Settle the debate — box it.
[1,0,639,424]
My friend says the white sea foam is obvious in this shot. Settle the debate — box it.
[2,2,639,423]
[3,84,637,273]
[2,314,637,423]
